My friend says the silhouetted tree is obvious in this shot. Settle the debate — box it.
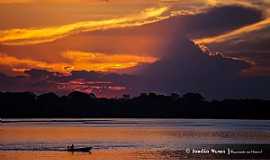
[0,91,269,119]
[122,94,131,100]
[182,93,205,102]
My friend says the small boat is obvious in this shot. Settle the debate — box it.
[67,146,92,152]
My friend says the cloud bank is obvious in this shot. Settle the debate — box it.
[0,7,168,45]
[0,3,270,99]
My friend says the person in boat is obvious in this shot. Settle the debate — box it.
[67,144,92,152]
[67,144,74,150]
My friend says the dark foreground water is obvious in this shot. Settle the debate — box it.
[0,119,270,159]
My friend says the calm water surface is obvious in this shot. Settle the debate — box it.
[0,119,270,159]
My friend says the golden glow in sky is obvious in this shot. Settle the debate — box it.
[0,0,270,76]
[0,51,157,74]
[0,7,168,45]
[194,18,270,45]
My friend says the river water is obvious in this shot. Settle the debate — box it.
[0,119,270,159]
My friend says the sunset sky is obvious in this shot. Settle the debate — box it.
[0,0,270,99]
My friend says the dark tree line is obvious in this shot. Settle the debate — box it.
[0,91,269,119]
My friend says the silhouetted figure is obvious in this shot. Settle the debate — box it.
[67,144,74,151]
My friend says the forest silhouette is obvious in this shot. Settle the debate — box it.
[0,91,269,119]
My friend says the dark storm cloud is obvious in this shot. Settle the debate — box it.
[0,69,135,97]
[205,24,270,75]
[0,5,269,99]
[137,38,270,99]
[82,5,264,55]
[1,37,269,99]
[184,5,264,37]
[0,5,264,60]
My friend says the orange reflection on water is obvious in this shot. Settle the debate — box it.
[0,149,182,160]
[0,150,139,160]
[0,126,178,144]
[1,124,269,144]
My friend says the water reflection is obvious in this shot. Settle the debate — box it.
[0,119,270,160]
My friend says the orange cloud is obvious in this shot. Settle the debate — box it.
[194,18,270,45]
[62,51,158,72]
[0,0,33,4]
[0,0,150,4]
[0,53,67,74]
[0,51,158,75]
[56,79,127,96]
[0,7,168,45]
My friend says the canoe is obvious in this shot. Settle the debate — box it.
[67,146,92,152]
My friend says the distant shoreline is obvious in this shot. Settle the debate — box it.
[0,117,270,120]
[1,91,270,120]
